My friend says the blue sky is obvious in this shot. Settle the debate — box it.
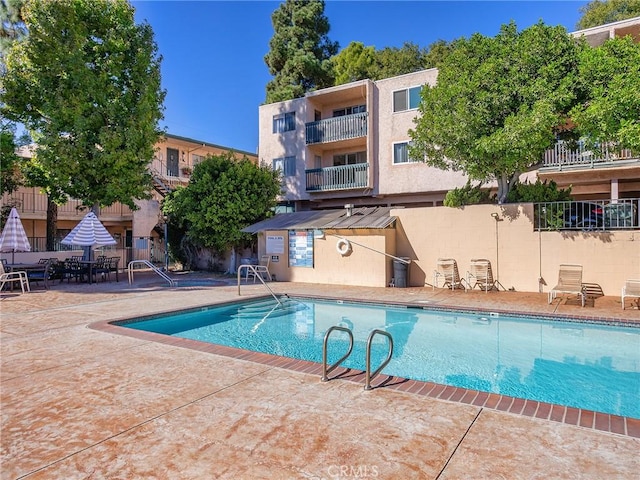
[131,1,587,154]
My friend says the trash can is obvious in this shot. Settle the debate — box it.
[392,257,411,288]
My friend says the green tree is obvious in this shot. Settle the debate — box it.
[163,153,281,271]
[373,42,429,79]
[0,121,27,195]
[409,22,581,204]
[332,41,377,85]
[264,0,338,103]
[570,36,640,153]
[2,0,165,215]
[423,39,453,69]
[576,0,640,29]
[0,0,26,57]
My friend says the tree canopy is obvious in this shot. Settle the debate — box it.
[1,0,165,212]
[0,121,24,195]
[409,22,582,203]
[576,0,640,29]
[163,153,281,264]
[332,41,377,85]
[264,0,338,103]
[332,40,450,85]
[570,35,640,152]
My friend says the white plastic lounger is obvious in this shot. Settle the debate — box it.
[548,264,585,307]
[622,279,640,310]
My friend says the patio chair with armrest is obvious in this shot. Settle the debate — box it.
[467,259,504,292]
[548,264,585,307]
[433,258,468,291]
[622,279,640,310]
[108,257,120,282]
[0,262,30,293]
[27,259,54,290]
[246,255,272,283]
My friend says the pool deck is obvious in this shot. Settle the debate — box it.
[1,273,639,479]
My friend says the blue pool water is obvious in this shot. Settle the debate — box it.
[122,297,640,419]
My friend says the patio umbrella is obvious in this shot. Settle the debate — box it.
[61,211,116,260]
[0,207,31,264]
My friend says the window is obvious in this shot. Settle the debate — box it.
[392,86,422,112]
[333,104,366,117]
[272,112,296,133]
[191,153,205,165]
[393,142,418,164]
[333,151,366,166]
[273,156,296,176]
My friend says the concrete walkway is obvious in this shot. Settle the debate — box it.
[1,273,638,479]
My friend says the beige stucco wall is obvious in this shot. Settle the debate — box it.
[258,97,308,202]
[257,204,639,295]
[374,70,469,198]
[395,204,639,295]
[257,228,396,288]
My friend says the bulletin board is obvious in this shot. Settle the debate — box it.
[288,230,313,267]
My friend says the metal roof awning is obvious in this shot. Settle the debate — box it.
[242,206,397,234]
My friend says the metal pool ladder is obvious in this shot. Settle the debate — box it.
[237,265,281,306]
[321,326,394,390]
[364,329,394,390]
[321,325,354,382]
[127,260,176,286]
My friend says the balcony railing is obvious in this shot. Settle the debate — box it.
[2,190,133,218]
[534,199,639,231]
[305,163,369,192]
[542,141,638,170]
[305,112,368,145]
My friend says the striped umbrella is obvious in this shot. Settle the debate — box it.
[61,212,116,259]
[0,207,31,264]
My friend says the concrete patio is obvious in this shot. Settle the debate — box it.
[1,273,638,479]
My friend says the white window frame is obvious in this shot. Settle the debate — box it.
[392,86,422,113]
[392,141,418,164]
[273,156,296,176]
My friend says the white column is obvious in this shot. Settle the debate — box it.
[611,179,619,201]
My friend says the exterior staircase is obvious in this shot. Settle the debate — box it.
[152,175,172,197]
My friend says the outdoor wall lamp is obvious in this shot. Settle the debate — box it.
[491,212,502,221]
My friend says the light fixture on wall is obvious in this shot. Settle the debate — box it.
[181,151,186,162]
[491,212,503,282]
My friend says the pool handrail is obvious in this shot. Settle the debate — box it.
[321,325,354,382]
[237,264,281,305]
[127,260,176,287]
[365,329,394,390]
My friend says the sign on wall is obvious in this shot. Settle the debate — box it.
[266,235,285,254]
[289,230,313,267]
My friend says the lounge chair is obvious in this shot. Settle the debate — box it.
[467,258,504,292]
[622,279,640,310]
[433,258,468,290]
[246,255,272,283]
[0,262,31,293]
[548,264,585,307]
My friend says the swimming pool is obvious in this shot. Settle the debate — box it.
[121,296,640,419]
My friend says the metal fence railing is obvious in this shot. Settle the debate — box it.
[534,199,639,231]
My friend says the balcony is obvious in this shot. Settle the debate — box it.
[305,112,368,145]
[305,163,369,192]
[2,188,133,220]
[541,141,639,171]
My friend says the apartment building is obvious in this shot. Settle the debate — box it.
[2,133,257,260]
[259,70,469,212]
[258,17,640,212]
